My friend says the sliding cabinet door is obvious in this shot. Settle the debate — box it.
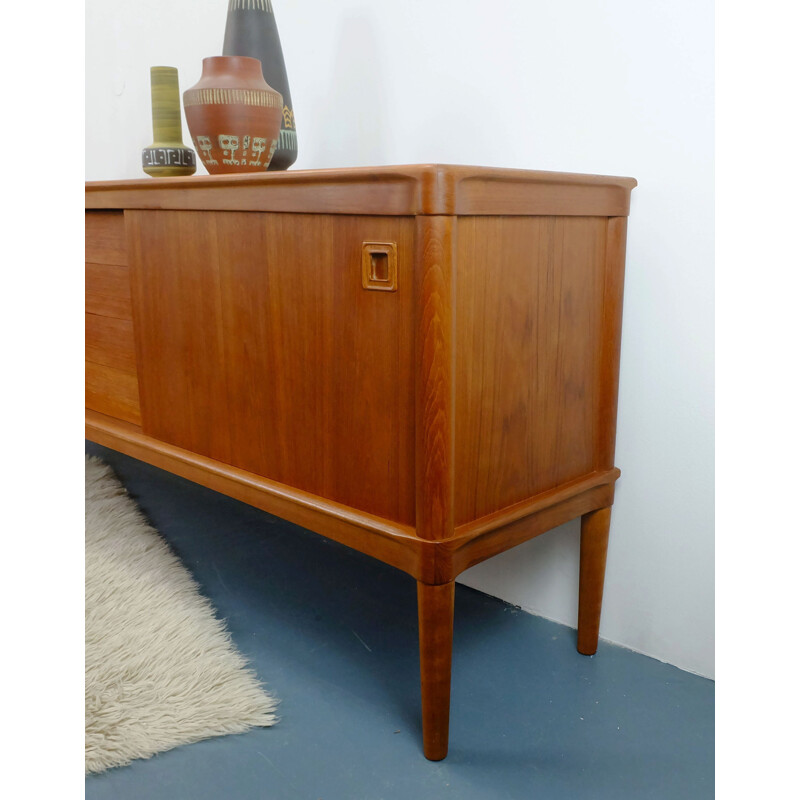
[128,210,416,525]
[216,212,416,525]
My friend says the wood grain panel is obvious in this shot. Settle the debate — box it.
[85,263,133,320]
[85,211,127,265]
[415,216,456,540]
[417,581,455,759]
[85,313,136,372]
[85,410,618,585]
[454,216,607,525]
[596,217,629,470]
[86,165,636,217]
[577,506,612,655]
[126,210,232,464]
[86,410,425,579]
[447,480,616,580]
[216,212,416,524]
[85,362,141,425]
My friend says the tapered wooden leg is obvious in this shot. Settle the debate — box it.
[577,506,612,655]
[417,580,455,761]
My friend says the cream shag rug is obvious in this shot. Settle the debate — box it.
[85,456,278,774]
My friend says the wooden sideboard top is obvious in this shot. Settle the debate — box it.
[86,163,637,217]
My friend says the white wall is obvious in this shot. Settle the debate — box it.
[86,0,714,678]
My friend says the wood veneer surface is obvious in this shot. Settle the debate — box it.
[85,362,141,425]
[85,210,127,266]
[127,210,416,525]
[127,210,232,465]
[454,215,607,524]
[217,212,416,525]
[85,262,134,320]
[85,210,140,424]
[85,314,137,372]
[415,216,456,540]
[85,409,619,583]
[86,164,636,217]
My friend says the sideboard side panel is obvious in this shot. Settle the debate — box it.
[127,210,232,464]
[454,215,608,525]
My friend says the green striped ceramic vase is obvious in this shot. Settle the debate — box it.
[142,67,197,177]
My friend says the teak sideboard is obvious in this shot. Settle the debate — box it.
[85,164,636,760]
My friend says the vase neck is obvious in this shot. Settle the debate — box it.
[201,56,265,83]
[149,67,184,144]
[227,0,274,12]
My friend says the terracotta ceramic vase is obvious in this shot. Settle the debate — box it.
[223,0,297,170]
[183,56,283,174]
[142,67,196,177]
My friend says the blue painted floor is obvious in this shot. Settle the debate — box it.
[85,443,714,799]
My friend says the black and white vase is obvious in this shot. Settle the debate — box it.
[222,0,297,170]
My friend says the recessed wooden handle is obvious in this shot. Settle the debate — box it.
[362,242,397,291]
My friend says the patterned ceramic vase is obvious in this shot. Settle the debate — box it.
[142,67,197,177]
[222,0,297,170]
[183,56,283,175]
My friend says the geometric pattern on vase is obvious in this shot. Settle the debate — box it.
[192,133,278,169]
[183,56,283,174]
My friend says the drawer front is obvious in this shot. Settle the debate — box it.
[86,210,127,266]
[86,210,132,319]
[127,210,416,525]
[85,362,141,425]
[86,262,133,320]
[85,210,141,424]
[85,314,136,372]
